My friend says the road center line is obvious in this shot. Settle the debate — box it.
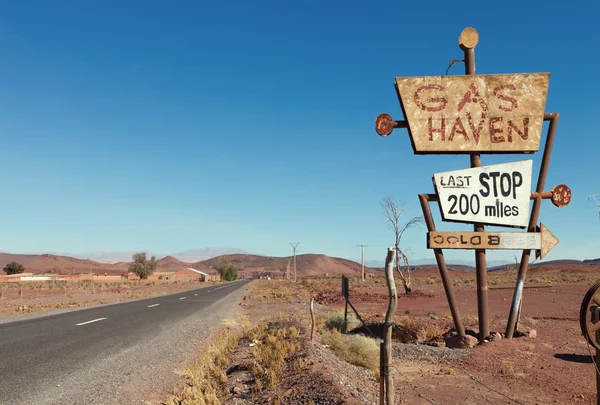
[76,317,107,326]
[194,293,198,296]
[147,304,160,308]
[179,297,186,300]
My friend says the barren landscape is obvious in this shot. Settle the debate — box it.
[125,256,598,405]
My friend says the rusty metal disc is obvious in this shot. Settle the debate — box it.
[579,281,600,350]
[459,27,479,49]
[551,184,572,208]
[375,113,394,137]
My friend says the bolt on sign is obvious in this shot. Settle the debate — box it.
[395,73,550,154]
[427,223,559,259]
[433,160,533,227]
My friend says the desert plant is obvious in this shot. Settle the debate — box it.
[322,330,379,370]
[324,311,359,332]
[3,261,25,275]
[128,252,156,280]
[223,266,237,281]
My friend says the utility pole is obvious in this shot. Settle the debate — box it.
[590,195,600,224]
[357,245,368,281]
[289,243,299,282]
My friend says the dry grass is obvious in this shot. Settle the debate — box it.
[165,328,241,405]
[242,280,312,303]
[248,319,303,391]
[500,360,525,378]
[322,329,379,371]
[166,315,306,404]
[395,315,451,342]
[324,310,359,332]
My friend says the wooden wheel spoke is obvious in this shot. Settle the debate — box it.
[590,321,600,334]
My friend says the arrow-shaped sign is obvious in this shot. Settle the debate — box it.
[427,223,559,259]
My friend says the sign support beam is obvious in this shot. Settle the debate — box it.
[461,30,490,342]
[505,112,559,339]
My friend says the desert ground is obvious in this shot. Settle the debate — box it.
[3,254,600,404]
[160,263,600,405]
[0,279,220,320]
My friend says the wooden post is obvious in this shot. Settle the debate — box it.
[379,342,385,405]
[383,248,397,405]
[342,276,349,333]
[344,298,349,334]
[20,284,23,301]
[310,298,316,340]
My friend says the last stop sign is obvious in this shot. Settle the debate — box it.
[433,160,533,227]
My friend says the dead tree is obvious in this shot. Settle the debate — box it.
[381,196,424,294]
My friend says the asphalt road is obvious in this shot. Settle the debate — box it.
[0,279,251,405]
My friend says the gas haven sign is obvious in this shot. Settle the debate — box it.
[433,160,532,227]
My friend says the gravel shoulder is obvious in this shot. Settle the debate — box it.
[15,281,251,405]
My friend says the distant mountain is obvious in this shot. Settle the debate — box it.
[196,253,372,278]
[365,258,512,269]
[65,247,247,264]
[155,256,193,271]
[583,258,600,265]
[70,251,147,264]
[171,247,247,262]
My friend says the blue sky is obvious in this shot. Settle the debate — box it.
[0,0,597,264]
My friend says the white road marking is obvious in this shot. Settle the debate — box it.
[206,290,211,292]
[76,317,107,326]
[194,294,198,296]
[147,304,160,308]
[179,297,186,300]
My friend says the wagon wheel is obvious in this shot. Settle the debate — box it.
[579,281,600,350]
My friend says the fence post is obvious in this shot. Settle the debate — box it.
[379,342,385,405]
[342,276,349,333]
[310,298,316,341]
[384,248,397,405]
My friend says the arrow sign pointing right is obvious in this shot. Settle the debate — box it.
[428,223,559,259]
[537,223,559,260]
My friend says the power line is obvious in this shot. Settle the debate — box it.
[289,243,299,282]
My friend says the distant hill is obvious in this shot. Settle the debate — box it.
[49,247,248,264]
[154,256,192,271]
[583,258,600,265]
[0,250,597,277]
[0,253,108,275]
[195,253,373,278]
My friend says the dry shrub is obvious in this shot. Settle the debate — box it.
[322,330,379,370]
[395,315,449,342]
[324,311,359,331]
[165,328,240,405]
[500,360,525,378]
[249,321,302,389]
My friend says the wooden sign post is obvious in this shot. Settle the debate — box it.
[428,223,558,259]
[375,27,572,341]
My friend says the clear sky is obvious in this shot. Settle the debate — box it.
[0,0,597,264]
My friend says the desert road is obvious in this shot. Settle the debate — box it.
[0,279,252,405]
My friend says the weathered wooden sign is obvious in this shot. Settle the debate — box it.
[427,223,558,259]
[395,73,550,154]
[433,160,533,227]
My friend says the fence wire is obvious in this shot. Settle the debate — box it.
[385,356,529,405]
